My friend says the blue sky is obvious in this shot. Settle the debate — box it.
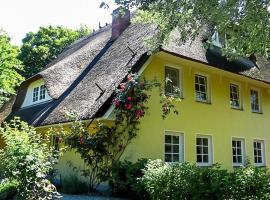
[0,0,117,45]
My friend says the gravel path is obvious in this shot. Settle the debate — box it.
[62,194,127,200]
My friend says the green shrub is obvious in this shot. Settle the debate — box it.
[109,159,149,199]
[0,179,18,200]
[230,166,270,200]
[61,174,89,195]
[140,159,270,200]
[0,118,61,200]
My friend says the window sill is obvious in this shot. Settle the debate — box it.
[231,107,244,111]
[251,111,263,114]
[255,164,266,167]
[233,164,244,168]
[196,163,212,167]
[195,100,211,105]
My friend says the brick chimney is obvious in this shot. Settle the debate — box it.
[111,7,130,41]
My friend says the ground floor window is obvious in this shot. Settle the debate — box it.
[232,138,245,166]
[164,131,184,163]
[253,140,265,166]
[196,135,213,166]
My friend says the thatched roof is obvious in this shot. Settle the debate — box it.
[6,18,270,126]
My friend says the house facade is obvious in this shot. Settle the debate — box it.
[2,8,270,179]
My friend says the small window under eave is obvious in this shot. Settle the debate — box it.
[21,79,52,108]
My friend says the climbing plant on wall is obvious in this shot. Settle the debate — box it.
[53,73,180,192]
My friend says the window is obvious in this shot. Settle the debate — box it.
[165,67,181,97]
[32,87,39,102]
[230,84,241,109]
[164,132,184,163]
[195,74,209,102]
[253,140,265,166]
[39,85,46,100]
[232,138,245,166]
[196,135,212,166]
[32,84,47,103]
[251,89,260,112]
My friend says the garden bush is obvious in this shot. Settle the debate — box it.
[0,179,18,200]
[109,159,148,199]
[0,118,61,200]
[140,159,270,200]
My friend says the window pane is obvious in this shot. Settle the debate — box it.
[165,135,171,143]
[165,144,171,153]
[203,146,208,154]
[203,155,209,163]
[173,145,179,153]
[173,154,179,162]
[197,146,202,154]
[196,138,202,145]
[173,136,179,144]
[203,138,208,146]
[165,154,172,162]
[197,155,202,163]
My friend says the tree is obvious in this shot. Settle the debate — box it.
[0,30,24,108]
[103,0,270,59]
[20,25,91,78]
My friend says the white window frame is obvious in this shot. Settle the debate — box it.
[39,85,46,100]
[32,86,39,102]
[253,139,266,167]
[250,88,261,113]
[32,84,47,103]
[196,135,213,166]
[194,73,210,103]
[164,66,182,98]
[232,138,245,167]
[164,130,184,163]
[230,83,242,109]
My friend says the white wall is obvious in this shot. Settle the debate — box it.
[21,79,52,108]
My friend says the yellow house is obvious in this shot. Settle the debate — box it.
[3,8,270,180]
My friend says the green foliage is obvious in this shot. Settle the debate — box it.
[0,179,18,200]
[0,118,61,200]
[109,159,148,199]
[230,166,270,199]
[0,30,24,107]
[20,25,91,78]
[141,159,270,200]
[110,0,270,59]
[61,174,89,195]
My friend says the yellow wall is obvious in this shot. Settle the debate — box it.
[36,52,270,178]
[121,52,270,169]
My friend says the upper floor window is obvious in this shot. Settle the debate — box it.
[250,89,261,113]
[32,84,47,103]
[253,140,265,166]
[195,74,209,102]
[164,132,184,163]
[21,79,52,108]
[165,66,181,97]
[230,84,241,109]
[40,85,46,100]
[33,87,39,102]
[232,138,245,166]
[196,135,212,166]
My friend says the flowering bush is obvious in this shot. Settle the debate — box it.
[113,73,180,121]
